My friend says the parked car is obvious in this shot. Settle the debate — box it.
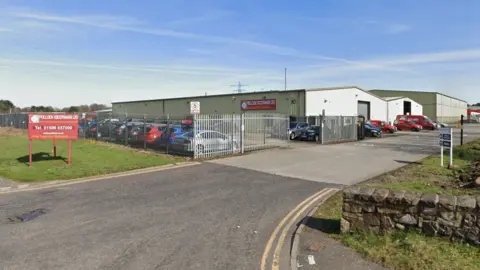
[288,122,310,140]
[112,122,144,142]
[157,124,194,146]
[137,124,168,144]
[432,121,448,128]
[393,119,422,131]
[270,122,289,140]
[365,123,382,137]
[172,130,238,154]
[298,126,321,142]
[368,120,396,133]
[396,115,436,130]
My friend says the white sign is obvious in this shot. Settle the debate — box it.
[439,128,453,167]
[190,101,200,114]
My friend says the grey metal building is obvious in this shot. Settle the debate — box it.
[369,89,468,123]
[112,90,306,118]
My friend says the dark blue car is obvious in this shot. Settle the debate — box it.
[365,123,382,137]
[158,124,195,145]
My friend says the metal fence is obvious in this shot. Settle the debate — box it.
[322,115,357,144]
[81,112,289,159]
[0,113,28,129]
[292,115,357,144]
[192,113,290,159]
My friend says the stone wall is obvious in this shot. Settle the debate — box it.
[341,187,480,245]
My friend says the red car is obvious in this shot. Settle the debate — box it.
[394,119,422,132]
[137,124,168,144]
[369,120,396,133]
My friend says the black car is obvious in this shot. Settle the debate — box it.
[298,126,321,142]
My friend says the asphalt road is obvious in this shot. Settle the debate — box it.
[0,163,336,270]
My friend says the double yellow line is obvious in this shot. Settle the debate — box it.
[260,188,339,270]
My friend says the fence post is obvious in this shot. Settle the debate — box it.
[143,114,147,150]
[241,113,245,153]
[166,115,170,155]
[193,114,197,159]
[321,109,325,144]
[124,112,128,146]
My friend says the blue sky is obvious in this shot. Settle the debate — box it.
[1,0,479,107]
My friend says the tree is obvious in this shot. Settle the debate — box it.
[67,106,80,113]
[89,103,108,112]
[472,102,480,107]
[0,100,15,113]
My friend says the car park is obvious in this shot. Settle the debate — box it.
[396,115,436,130]
[368,120,396,133]
[288,122,310,140]
[393,119,422,132]
[137,124,168,144]
[157,124,194,146]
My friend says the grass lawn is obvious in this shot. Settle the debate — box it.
[361,139,480,196]
[0,132,183,182]
[311,139,480,270]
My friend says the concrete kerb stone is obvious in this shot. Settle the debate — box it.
[0,162,201,195]
[290,189,340,270]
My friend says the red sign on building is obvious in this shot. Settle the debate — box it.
[28,113,79,140]
[240,99,276,111]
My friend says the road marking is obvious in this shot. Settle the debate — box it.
[260,188,330,270]
[307,255,316,265]
[0,162,200,195]
[271,188,338,270]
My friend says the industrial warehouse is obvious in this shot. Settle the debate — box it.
[111,86,467,124]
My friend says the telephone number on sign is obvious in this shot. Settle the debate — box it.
[35,126,74,130]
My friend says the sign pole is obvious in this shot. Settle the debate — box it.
[29,140,33,167]
[53,139,57,158]
[449,128,453,167]
[68,140,72,165]
[440,145,443,167]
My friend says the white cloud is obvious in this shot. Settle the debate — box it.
[385,23,411,34]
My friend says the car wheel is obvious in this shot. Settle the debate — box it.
[315,135,320,142]
[290,133,296,140]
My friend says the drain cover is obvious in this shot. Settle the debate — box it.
[8,209,47,223]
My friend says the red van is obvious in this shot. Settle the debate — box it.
[396,115,437,130]
[369,120,396,133]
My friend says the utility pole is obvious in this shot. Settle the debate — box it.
[284,68,287,91]
[230,81,248,94]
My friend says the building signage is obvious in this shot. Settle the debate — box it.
[28,113,79,141]
[190,101,200,114]
[240,99,276,111]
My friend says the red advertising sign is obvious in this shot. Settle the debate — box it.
[28,113,79,140]
[240,99,276,111]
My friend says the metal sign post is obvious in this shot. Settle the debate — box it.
[439,128,453,167]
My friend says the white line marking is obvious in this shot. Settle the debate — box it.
[307,255,316,265]
[0,187,12,192]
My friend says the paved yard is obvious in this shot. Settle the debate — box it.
[0,163,336,270]
[210,125,480,186]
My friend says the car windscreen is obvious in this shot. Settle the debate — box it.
[289,123,297,129]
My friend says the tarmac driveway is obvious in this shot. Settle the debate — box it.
[0,163,335,270]
[210,124,480,186]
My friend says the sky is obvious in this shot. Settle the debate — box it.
[0,0,479,107]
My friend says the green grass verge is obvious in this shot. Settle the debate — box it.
[313,193,480,270]
[361,139,480,196]
[0,135,182,182]
[311,139,480,270]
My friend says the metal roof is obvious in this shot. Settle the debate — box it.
[305,86,385,100]
[112,89,306,104]
[369,89,467,103]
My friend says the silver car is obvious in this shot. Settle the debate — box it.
[172,130,238,154]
